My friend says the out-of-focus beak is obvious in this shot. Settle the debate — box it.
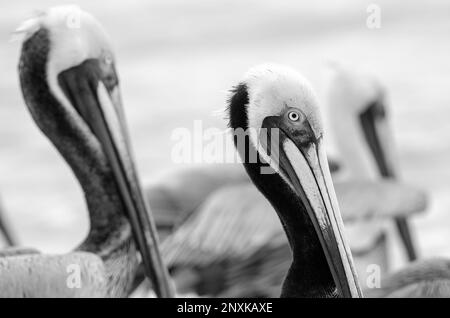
[58,60,174,297]
[359,98,418,261]
[261,117,363,298]
[359,98,397,178]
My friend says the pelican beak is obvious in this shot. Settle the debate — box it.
[262,117,363,298]
[58,59,173,297]
[359,98,397,178]
[360,98,418,261]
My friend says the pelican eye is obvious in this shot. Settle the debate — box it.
[288,111,300,122]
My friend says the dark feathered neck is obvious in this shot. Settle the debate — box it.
[18,28,134,264]
[228,84,337,297]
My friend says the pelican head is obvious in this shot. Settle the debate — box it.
[17,6,172,297]
[327,66,397,179]
[228,64,362,297]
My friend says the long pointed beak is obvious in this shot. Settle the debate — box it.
[359,99,397,178]
[280,137,363,298]
[360,99,418,261]
[93,84,174,297]
[58,62,174,297]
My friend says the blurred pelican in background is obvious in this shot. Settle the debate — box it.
[0,6,172,297]
[326,63,420,264]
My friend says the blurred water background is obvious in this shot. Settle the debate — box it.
[0,0,449,271]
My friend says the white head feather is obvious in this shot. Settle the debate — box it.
[242,64,323,167]
[15,5,115,79]
[245,64,322,134]
[15,5,116,128]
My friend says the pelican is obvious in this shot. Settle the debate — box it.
[131,71,426,296]
[328,67,450,298]
[226,64,362,297]
[132,65,373,297]
[0,6,172,297]
[130,65,427,296]
[327,65,419,261]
